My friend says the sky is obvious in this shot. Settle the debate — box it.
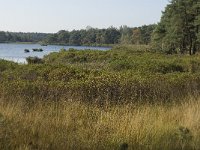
[0,0,169,33]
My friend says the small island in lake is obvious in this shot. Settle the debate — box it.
[32,48,44,52]
[24,49,30,53]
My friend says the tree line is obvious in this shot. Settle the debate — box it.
[0,32,50,43]
[43,25,156,46]
[0,24,156,45]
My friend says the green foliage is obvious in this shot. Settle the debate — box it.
[43,25,155,46]
[0,59,17,72]
[2,46,200,103]
[26,57,44,64]
[0,31,49,43]
[0,31,7,42]
[152,0,200,54]
[2,46,200,149]
[109,59,133,71]
[0,24,155,45]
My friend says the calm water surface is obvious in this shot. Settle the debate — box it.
[0,43,111,63]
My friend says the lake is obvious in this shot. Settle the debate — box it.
[0,43,111,63]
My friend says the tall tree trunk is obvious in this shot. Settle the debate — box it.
[192,42,197,54]
[189,38,193,55]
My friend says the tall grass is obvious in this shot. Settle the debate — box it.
[0,97,200,150]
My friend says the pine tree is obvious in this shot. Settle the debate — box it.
[153,0,200,55]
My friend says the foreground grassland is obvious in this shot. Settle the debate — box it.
[1,45,200,149]
[0,98,199,150]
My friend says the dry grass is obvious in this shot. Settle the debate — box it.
[0,98,200,150]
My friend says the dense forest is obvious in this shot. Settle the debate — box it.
[0,24,156,45]
[152,0,200,54]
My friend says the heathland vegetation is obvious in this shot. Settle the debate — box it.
[1,45,200,149]
[0,0,200,149]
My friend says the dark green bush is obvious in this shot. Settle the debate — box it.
[26,57,44,64]
[0,60,17,72]
[109,59,133,71]
[148,61,184,74]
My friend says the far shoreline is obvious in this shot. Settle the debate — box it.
[0,42,114,48]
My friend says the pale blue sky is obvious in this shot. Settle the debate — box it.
[0,0,169,33]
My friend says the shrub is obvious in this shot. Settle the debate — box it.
[26,57,44,64]
[109,59,133,71]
